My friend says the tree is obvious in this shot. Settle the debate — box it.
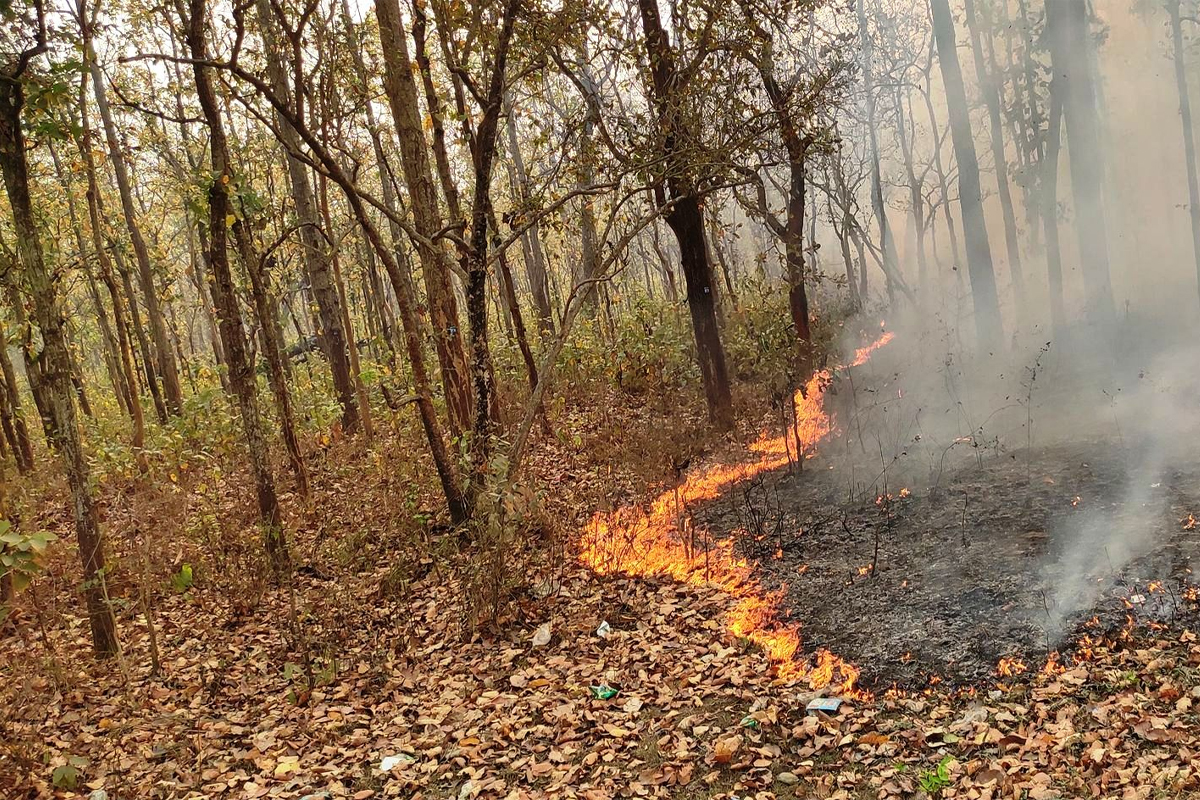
[1164,0,1200,306]
[636,0,734,430]
[0,1,118,655]
[86,15,184,416]
[183,0,287,567]
[962,0,1026,312]
[1045,0,1115,325]
[253,0,361,434]
[930,0,1003,347]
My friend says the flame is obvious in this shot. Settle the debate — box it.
[579,333,895,697]
[1182,513,1196,530]
[997,657,1028,677]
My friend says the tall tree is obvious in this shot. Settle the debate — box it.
[1165,0,1200,306]
[930,0,1003,346]
[963,0,1026,311]
[1045,0,1115,325]
[252,0,360,433]
[184,0,287,567]
[0,5,118,655]
[85,17,184,414]
[374,0,474,438]
[636,0,734,430]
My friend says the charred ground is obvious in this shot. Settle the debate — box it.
[695,440,1200,690]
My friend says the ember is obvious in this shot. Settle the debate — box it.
[997,657,1028,677]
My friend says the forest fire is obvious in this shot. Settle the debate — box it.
[580,333,894,696]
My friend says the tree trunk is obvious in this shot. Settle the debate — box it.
[963,0,1026,311]
[503,96,555,338]
[0,318,33,473]
[1045,0,1116,325]
[857,0,901,303]
[931,0,1003,347]
[1167,0,1200,307]
[253,0,359,433]
[0,67,118,657]
[638,0,734,430]
[112,242,168,422]
[894,87,930,292]
[374,0,474,438]
[1043,85,1066,333]
[86,44,183,414]
[186,0,287,568]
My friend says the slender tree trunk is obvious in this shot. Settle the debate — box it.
[638,0,734,430]
[504,96,555,337]
[316,167,374,439]
[931,0,1003,347]
[894,87,929,293]
[112,243,167,422]
[375,0,474,437]
[86,44,183,414]
[0,67,118,656]
[857,0,901,303]
[253,0,359,433]
[1043,85,1066,333]
[1045,0,1116,325]
[1167,0,1200,306]
[0,319,33,473]
[963,0,1026,311]
[186,0,287,567]
[231,212,310,497]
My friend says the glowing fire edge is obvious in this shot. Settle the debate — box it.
[580,332,896,699]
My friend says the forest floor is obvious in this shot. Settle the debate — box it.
[700,440,1200,689]
[4,380,1200,799]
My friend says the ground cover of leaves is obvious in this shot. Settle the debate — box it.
[3,389,1200,799]
[5,545,1200,799]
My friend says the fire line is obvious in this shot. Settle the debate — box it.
[580,332,895,697]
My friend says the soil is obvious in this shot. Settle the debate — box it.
[693,440,1200,690]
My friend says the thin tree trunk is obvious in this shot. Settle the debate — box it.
[931,0,1003,347]
[503,96,555,337]
[0,60,118,656]
[374,0,474,438]
[638,0,734,430]
[253,0,359,433]
[1167,0,1200,307]
[857,0,901,303]
[0,319,33,473]
[186,0,287,568]
[1043,85,1066,333]
[963,0,1026,311]
[1045,0,1116,324]
[86,42,183,414]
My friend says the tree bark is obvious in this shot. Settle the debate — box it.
[931,0,1003,347]
[0,60,118,656]
[186,0,287,568]
[637,0,734,430]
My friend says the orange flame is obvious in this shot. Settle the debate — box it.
[997,657,1028,677]
[580,333,895,697]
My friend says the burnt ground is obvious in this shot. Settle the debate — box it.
[694,440,1200,690]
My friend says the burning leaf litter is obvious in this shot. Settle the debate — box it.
[580,333,895,695]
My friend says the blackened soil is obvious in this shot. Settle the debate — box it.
[693,441,1200,690]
